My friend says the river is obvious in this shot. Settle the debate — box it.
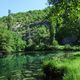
[0,51,71,80]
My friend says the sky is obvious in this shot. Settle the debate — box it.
[0,0,48,17]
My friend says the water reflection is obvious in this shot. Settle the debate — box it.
[0,51,72,79]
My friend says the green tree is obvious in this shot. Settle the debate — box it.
[0,27,26,55]
[47,0,80,45]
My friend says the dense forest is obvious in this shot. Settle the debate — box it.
[0,0,80,54]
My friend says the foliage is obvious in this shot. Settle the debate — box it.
[47,0,80,45]
[43,52,80,80]
[0,27,26,54]
[0,1,80,50]
[64,44,71,50]
[52,40,59,46]
[31,25,49,45]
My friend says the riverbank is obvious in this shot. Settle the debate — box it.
[25,45,80,52]
[43,52,80,80]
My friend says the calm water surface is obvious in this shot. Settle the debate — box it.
[0,51,71,79]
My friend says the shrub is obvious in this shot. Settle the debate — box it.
[64,44,71,50]
[52,40,59,46]
[0,27,26,54]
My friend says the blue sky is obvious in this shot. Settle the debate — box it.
[0,0,47,17]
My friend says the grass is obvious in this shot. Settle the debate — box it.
[43,52,80,80]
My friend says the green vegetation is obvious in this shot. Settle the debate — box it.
[0,0,80,80]
[0,27,26,54]
[0,0,80,51]
[43,52,80,80]
[47,0,80,45]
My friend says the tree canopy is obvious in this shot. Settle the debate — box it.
[0,27,26,54]
[47,0,80,44]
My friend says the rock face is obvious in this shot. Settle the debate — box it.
[62,36,77,44]
[29,20,49,28]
